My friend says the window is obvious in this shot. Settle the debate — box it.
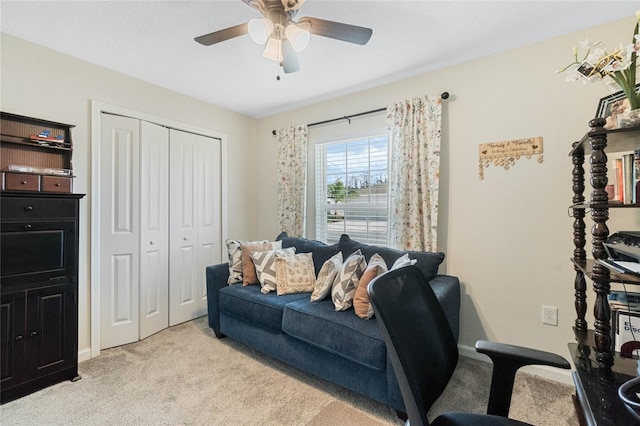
[315,135,388,245]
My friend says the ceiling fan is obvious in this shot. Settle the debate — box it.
[194,0,373,76]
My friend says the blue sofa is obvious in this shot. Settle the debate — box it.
[205,233,460,413]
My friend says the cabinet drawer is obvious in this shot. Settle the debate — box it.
[3,173,39,192]
[0,196,77,220]
[41,176,72,193]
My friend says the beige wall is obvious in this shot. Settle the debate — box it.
[2,14,639,377]
[1,33,258,357]
[255,15,640,368]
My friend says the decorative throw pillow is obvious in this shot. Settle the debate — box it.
[275,253,316,295]
[331,249,366,311]
[353,253,388,319]
[251,247,297,294]
[226,239,269,284]
[390,253,417,270]
[310,252,343,302]
[227,240,282,285]
[241,242,275,286]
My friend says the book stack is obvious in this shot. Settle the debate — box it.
[610,150,640,204]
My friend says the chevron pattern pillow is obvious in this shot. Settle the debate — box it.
[226,239,281,284]
[331,249,366,311]
[275,253,316,295]
[310,252,343,302]
[251,247,297,294]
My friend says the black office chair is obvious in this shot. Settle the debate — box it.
[368,265,571,426]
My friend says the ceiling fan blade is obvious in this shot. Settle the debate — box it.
[282,40,300,73]
[194,23,248,46]
[298,17,372,45]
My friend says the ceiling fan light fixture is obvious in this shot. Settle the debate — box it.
[263,36,283,62]
[284,23,310,52]
[248,17,273,44]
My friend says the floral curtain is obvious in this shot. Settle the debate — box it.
[387,96,442,251]
[276,124,309,237]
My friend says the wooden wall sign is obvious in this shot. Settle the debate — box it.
[479,137,543,180]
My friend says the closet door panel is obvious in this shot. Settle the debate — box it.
[169,130,200,326]
[196,140,221,314]
[139,121,169,339]
[100,114,140,349]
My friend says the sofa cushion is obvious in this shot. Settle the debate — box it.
[282,298,387,371]
[337,234,444,282]
[218,284,309,333]
[276,232,339,276]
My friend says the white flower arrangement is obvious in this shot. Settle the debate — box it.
[557,11,640,111]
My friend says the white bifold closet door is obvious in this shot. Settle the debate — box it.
[99,114,220,349]
[168,129,221,326]
[100,115,169,349]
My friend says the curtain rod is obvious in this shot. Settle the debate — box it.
[271,91,450,136]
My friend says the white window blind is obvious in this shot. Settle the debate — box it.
[315,135,388,245]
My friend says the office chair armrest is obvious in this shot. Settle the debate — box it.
[475,340,571,417]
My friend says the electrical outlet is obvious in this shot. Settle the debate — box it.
[542,305,558,326]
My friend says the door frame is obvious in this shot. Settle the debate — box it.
[90,100,228,358]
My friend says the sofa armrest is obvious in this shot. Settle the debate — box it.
[206,262,230,337]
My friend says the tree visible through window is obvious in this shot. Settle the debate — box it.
[315,135,388,245]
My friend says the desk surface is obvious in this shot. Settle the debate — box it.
[569,343,639,425]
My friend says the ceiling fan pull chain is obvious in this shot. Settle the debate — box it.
[276,39,282,80]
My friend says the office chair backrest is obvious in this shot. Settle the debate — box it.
[368,265,459,426]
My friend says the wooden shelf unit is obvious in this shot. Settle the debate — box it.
[568,119,639,425]
[1,112,75,193]
[570,120,640,366]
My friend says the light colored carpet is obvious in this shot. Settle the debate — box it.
[0,316,578,425]
[306,401,387,426]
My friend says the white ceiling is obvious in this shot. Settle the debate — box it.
[1,1,637,118]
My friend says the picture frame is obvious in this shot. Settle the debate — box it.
[595,83,640,120]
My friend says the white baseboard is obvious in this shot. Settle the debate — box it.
[78,348,92,363]
[458,344,573,386]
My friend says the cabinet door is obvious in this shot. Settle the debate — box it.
[0,220,77,286]
[24,283,76,380]
[0,291,26,390]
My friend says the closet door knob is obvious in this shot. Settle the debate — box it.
[29,331,37,337]
[24,205,33,212]
[15,335,23,341]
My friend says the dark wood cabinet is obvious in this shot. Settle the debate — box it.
[569,118,640,425]
[0,192,84,403]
